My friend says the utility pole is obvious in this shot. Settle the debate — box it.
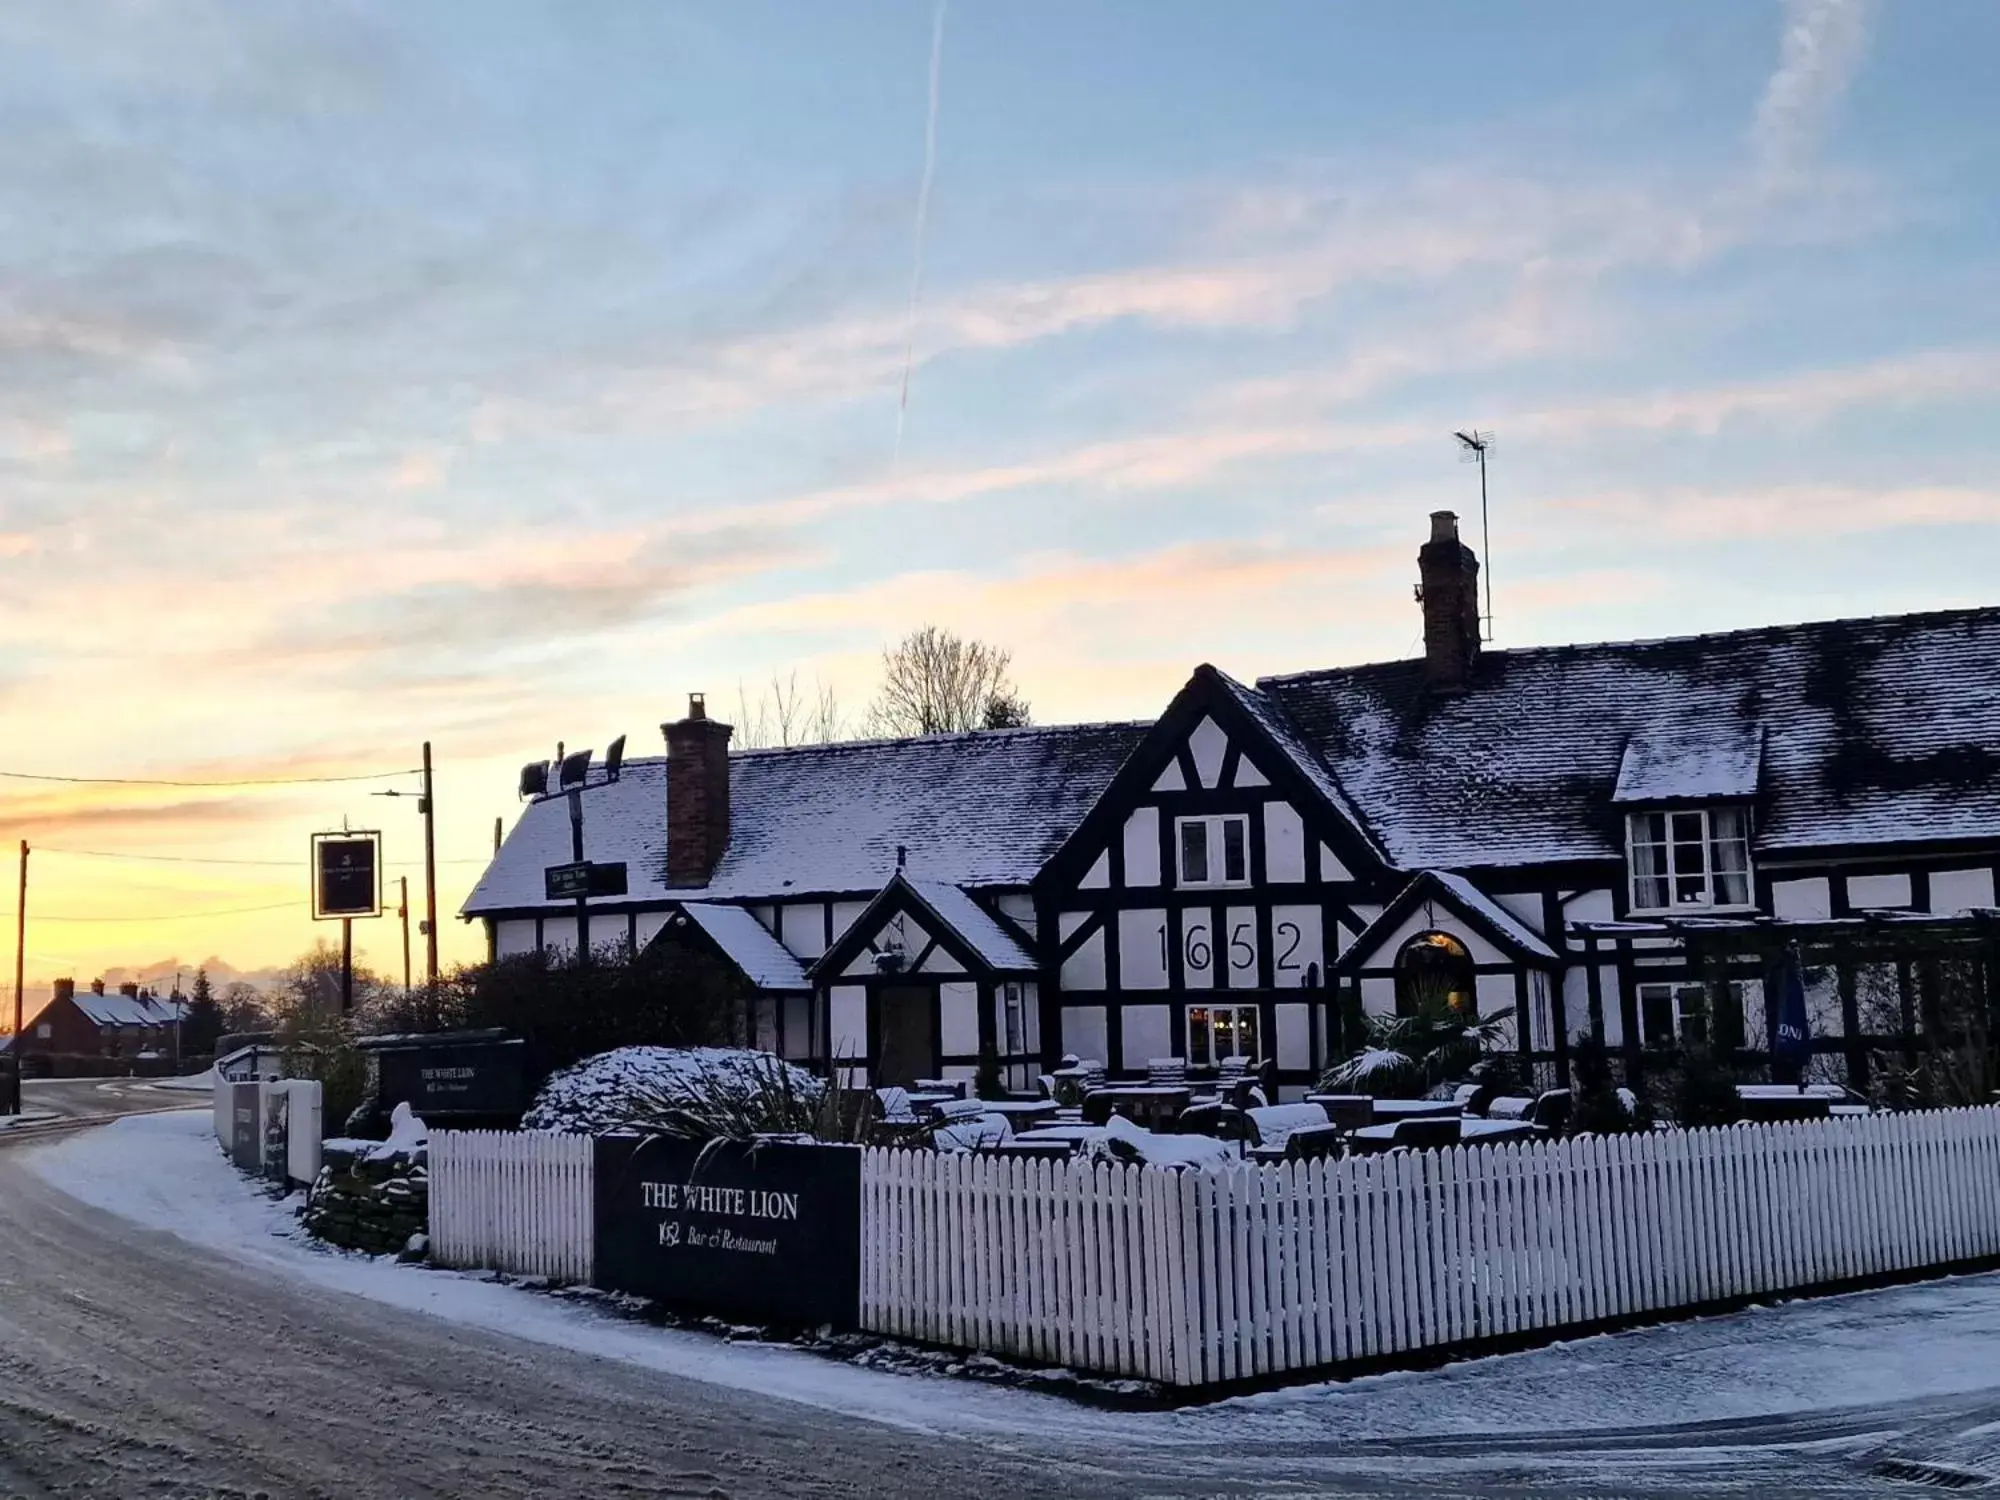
[12,840,26,1058]
[398,875,412,997]
[7,841,22,1114]
[341,917,354,1014]
[421,741,439,991]
[568,787,589,966]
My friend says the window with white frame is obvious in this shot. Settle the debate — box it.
[1186,1003,1259,1067]
[1638,980,1748,1048]
[1626,807,1752,911]
[1176,814,1249,887]
[1002,983,1025,1055]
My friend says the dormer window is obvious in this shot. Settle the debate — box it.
[1627,807,1752,912]
[1177,814,1249,888]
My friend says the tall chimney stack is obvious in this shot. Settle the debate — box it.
[1417,510,1482,692]
[663,692,734,888]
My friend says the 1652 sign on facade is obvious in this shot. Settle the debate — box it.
[593,1136,860,1328]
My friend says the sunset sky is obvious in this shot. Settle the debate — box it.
[1,0,1995,998]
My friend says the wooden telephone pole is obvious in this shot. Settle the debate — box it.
[421,742,439,991]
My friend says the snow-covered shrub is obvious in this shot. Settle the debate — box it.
[522,1045,897,1144]
[1318,1010,1511,1098]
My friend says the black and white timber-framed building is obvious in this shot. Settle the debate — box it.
[463,511,2000,1099]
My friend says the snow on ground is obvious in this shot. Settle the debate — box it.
[0,1109,59,1129]
[27,1109,2000,1456]
[152,1070,215,1093]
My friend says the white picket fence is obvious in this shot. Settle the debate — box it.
[430,1130,594,1282]
[861,1106,2000,1386]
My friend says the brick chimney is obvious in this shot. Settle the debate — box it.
[663,692,734,888]
[118,981,140,998]
[90,978,105,996]
[52,978,74,1004]
[1416,510,1482,692]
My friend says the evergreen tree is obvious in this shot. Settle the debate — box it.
[181,966,224,1061]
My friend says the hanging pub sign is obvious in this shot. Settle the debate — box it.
[593,1135,862,1329]
[312,831,382,920]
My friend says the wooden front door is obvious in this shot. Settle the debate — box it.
[875,985,937,1088]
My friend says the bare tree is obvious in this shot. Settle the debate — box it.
[734,671,845,749]
[865,626,1032,737]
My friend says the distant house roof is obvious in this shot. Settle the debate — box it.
[69,990,181,1028]
[1262,606,2000,869]
[464,722,1150,916]
[671,903,811,992]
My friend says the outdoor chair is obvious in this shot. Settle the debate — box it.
[1280,1123,1344,1162]
[1531,1088,1572,1133]
[1391,1116,1464,1151]
[1176,1099,1247,1141]
[1146,1057,1188,1087]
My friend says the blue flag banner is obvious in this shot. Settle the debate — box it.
[1772,947,1812,1084]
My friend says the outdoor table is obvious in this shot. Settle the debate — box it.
[1081,1085,1191,1131]
[1014,1124,1111,1147]
[1367,1098,1461,1121]
[978,1099,1060,1130]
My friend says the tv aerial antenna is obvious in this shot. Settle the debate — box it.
[1453,429,1495,642]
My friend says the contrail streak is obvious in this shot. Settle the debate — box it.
[893,0,947,466]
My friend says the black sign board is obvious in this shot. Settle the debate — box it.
[230,1081,263,1172]
[545,860,628,901]
[313,832,382,920]
[375,1038,527,1119]
[594,1136,861,1329]
[545,861,591,899]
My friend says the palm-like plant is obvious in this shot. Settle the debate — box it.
[1318,1010,1512,1098]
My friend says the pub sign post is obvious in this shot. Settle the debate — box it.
[311,831,383,1013]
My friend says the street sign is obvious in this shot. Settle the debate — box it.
[545,861,592,900]
[312,832,382,920]
[545,860,628,901]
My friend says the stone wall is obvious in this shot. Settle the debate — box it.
[303,1138,429,1258]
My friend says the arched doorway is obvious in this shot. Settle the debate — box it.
[1396,931,1478,1019]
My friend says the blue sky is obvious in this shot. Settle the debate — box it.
[0,0,1994,978]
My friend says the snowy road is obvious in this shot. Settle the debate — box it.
[6,1116,2000,1497]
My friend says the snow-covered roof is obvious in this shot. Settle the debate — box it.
[674,903,811,991]
[1427,872,1561,963]
[463,722,1148,916]
[1210,669,1386,864]
[1337,869,1561,971]
[1613,722,1763,804]
[904,880,1036,973]
[1262,606,2000,868]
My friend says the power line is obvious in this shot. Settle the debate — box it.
[1,899,302,924]
[0,766,419,789]
[32,845,489,869]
